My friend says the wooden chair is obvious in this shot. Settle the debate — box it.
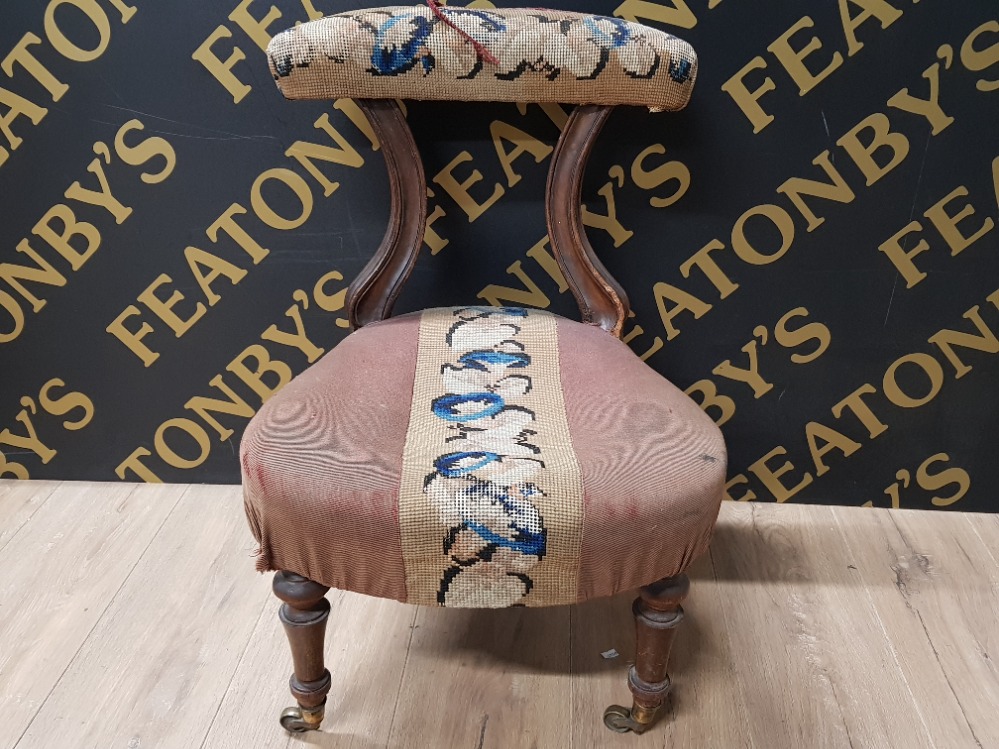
[242,4,725,736]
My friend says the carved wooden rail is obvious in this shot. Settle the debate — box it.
[345,100,631,338]
[345,99,428,330]
[546,105,630,338]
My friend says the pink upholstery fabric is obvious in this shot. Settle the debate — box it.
[241,309,726,605]
[242,314,418,601]
[556,317,725,600]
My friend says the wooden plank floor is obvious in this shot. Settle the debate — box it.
[0,480,996,749]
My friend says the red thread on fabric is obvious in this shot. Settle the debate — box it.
[425,0,500,65]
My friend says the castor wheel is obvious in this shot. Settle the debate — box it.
[603,704,637,733]
[280,704,324,733]
[603,703,663,734]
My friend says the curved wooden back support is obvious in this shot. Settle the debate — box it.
[546,105,630,337]
[347,100,428,329]
[346,100,629,338]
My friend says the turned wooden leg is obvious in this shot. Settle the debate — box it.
[273,571,332,733]
[604,573,689,734]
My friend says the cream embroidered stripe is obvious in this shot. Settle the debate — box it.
[398,307,583,608]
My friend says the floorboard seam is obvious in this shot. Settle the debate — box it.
[913,607,985,749]
[383,607,420,748]
[0,481,63,555]
[198,583,275,749]
[833,507,937,749]
[567,605,574,749]
[11,483,190,749]
[964,515,999,568]
[705,540,757,749]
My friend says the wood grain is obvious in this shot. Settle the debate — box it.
[832,506,998,748]
[0,479,60,552]
[203,591,417,749]
[0,481,187,749]
[16,484,267,749]
[571,551,756,748]
[710,503,941,749]
[2,483,996,749]
[386,604,572,749]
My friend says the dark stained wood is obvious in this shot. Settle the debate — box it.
[631,573,689,708]
[346,99,428,329]
[346,100,630,338]
[605,573,689,733]
[273,571,332,732]
[546,104,630,338]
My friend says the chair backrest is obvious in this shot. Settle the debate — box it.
[266,4,699,338]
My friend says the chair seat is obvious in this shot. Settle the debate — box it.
[241,307,725,608]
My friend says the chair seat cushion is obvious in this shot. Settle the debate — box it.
[241,307,725,608]
[266,6,698,112]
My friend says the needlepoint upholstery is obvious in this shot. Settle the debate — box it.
[242,307,726,609]
[266,6,698,112]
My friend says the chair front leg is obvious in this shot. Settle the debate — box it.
[273,571,332,733]
[604,573,689,734]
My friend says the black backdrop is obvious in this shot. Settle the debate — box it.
[1,0,997,511]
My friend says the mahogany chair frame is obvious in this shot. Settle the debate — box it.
[274,99,688,736]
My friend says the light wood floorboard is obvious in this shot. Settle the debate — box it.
[833,508,999,748]
[0,480,996,749]
[0,480,60,553]
[710,505,932,749]
[203,591,417,749]
[387,604,571,748]
[0,482,187,749]
[17,485,268,749]
[570,552,755,749]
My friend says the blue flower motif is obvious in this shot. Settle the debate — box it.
[435,451,501,478]
[371,14,434,76]
[583,16,631,48]
[669,57,692,83]
[457,351,531,371]
[428,307,551,606]
[459,306,528,317]
[467,520,547,557]
[432,392,505,421]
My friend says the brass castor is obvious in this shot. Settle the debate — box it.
[604,704,638,733]
[602,703,663,734]
[280,704,324,733]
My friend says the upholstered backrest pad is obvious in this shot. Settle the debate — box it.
[267,6,698,111]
